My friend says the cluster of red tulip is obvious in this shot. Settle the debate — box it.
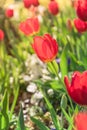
[74,0,87,33]
[19,0,59,62]
[64,1,87,129]
[23,0,39,8]
[23,0,59,15]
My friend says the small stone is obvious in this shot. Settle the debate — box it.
[30,92,43,105]
[47,89,54,96]
[24,99,30,104]
[23,109,28,114]
[27,83,37,93]
[23,75,30,82]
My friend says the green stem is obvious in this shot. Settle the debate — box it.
[9,85,20,120]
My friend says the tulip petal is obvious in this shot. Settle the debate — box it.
[74,112,87,130]
[64,76,70,92]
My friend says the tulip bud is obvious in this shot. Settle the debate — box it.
[48,1,59,15]
[74,18,87,33]
[0,29,4,41]
[5,8,14,18]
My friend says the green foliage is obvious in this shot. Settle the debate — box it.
[31,117,50,130]
[0,1,87,130]
[0,91,9,130]
[60,44,68,81]
[15,107,28,130]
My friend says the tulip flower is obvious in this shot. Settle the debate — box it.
[74,18,87,33]
[0,29,4,40]
[19,17,40,36]
[5,8,14,18]
[48,1,59,15]
[73,112,87,130]
[32,34,58,62]
[23,0,39,8]
[75,0,87,21]
[64,71,87,105]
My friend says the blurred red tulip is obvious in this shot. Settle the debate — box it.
[64,71,87,105]
[19,17,40,36]
[74,112,87,130]
[67,19,73,31]
[32,0,39,6]
[76,0,87,21]
[0,29,4,41]
[23,0,39,8]
[32,34,58,62]
[74,18,87,33]
[5,8,14,18]
[48,1,59,15]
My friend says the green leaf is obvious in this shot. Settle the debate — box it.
[60,45,68,81]
[61,108,72,124]
[0,112,9,130]
[15,107,25,130]
[42,91,61,130]
[0,90,9,130]
[2,90,8,114]
[31,116,50,130]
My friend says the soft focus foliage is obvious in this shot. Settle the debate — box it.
[1,0,87,130]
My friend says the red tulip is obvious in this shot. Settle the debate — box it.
[48,1,59,15]
[74,18,87,33]
[0,29,4,40]
[64,71,87,105]
[5,8,14,18]
[74,112,87,130]
[32,0,39,6]
[76,0,87,21]
[32,34,58,62]
[19,17,40,36]
[23,0,39,8]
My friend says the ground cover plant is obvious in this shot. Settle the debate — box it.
[0,0,87,130]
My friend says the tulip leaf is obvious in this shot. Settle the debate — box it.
[30,116,50,130]
[60,45,68,81]
[2,90,8,114]
[0,111,9,130]
[0,90,9,130]
[15,107,26,130]
[41,89,61,130]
